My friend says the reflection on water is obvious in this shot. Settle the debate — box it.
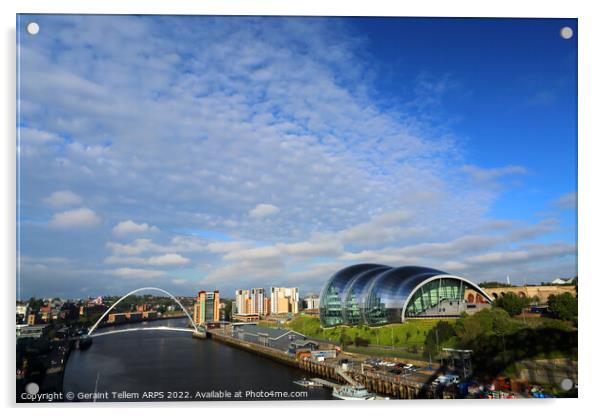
[64,318,332,401]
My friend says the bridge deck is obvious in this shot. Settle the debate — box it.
[90,326,196,337]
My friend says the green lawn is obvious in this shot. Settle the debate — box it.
[344,345,426,361]
[285,316,454,348]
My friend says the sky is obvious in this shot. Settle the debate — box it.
[16,15,577,299]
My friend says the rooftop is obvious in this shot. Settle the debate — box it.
[235,325,305,340]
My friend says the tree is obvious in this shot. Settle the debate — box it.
[339,332,352,346]
[494,293,528,316]
[547,293,578,321]
[353,335,369,347]
[479,281,513,288]
[27,297,45,310]
[423,321,455,358]
[455,308,513,344]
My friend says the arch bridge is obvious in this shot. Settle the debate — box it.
[466,285,577,304]
[87,287,205,337]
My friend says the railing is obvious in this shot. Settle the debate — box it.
[90,326,195,337]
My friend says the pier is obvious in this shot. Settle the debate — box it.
[207,328,431,399]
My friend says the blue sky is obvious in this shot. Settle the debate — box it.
[17,15,577,299]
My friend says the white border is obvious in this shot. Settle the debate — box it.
[2,1,600,416]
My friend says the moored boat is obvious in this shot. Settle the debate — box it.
[332,384,376,400]
[294,378,319,388]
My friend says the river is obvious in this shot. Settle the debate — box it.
[63,318,332,402]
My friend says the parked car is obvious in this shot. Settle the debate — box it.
[433,374,461,386]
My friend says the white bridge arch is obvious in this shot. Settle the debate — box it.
[88,287,202,336]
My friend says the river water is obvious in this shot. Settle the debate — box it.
[63,318,332,402]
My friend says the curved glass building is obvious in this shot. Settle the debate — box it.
[319,264,492,327]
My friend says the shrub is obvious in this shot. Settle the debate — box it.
[547,293,578,321]
[494,293,529,316]
[353,335,370,347]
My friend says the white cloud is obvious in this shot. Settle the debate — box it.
[288,262,345,282]
[104,256,147,265]
[278,240,343,257]
[249,203,280,219]
[464,243,575,266]
[167,236,206,252]
[216,236,342,263]
[438,261,468,271]
[553,192,577,210]
[104,253,190,266]
[20,127,62,145]
[337,210,417,246]
[207,241,253,253]
[106,239,160,256]
[460,165,527,184]
[147,253,190,266]
[223,245,281,261]
[43,190,82,207]
[105,236,205,257]
[112,220,159,236]
[111,268,165,279]
[202,256,285,286]
[49,207,101,228]
[16,16,576,296]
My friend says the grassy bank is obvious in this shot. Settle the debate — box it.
[284,316,451,348]
[344,345,426,361]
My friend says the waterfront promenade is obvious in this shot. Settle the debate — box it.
[207,327,445,399]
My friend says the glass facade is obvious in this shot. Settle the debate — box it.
[405,278,465,317]
[319,264,491,327]
[341,266,392,325]
[318,264,385,327]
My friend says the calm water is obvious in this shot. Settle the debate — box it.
[63,318,332,402]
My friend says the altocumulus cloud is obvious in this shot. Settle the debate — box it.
[49,208,101,228]
[553,192,577,210]
[147,253,190,266]
[104,253,191,266]
[112,220,159,236]
[111,268,166,279]
[43,190,82,207]
[15,15,577,297]
[249,204,280,219]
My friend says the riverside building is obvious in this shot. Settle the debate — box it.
[319,264,492,327]
[270,287,299,315]
[193,290,220,325]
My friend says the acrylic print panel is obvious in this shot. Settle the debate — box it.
[16,15,578,403]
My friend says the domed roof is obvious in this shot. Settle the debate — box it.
[319,264,492,327]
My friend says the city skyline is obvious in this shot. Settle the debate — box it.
[17,15,577,299]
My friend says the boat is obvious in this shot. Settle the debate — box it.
[332,384,376,400]
[294,378,319,388]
